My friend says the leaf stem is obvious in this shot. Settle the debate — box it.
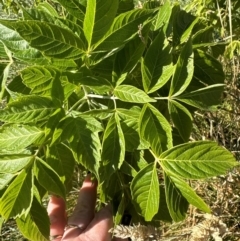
[154,96,169,100]
[87,94,118,100]
[67,97,86,114]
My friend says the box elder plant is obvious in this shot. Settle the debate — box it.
[0,0,238,240]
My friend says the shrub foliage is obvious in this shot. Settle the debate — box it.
[0,0,238,240]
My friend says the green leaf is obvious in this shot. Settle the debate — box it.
[0,173,15,190]
[94,9,154,51]
[0,125,44,151]
[131,163,159,221]
[74,76,113,94]
[168,174,210,213]
[160,141,238,179]
[117,0,134,14]
[45,108,65,140]
[114,194,126,225]
[194,49,225,86]
[21,66,64,100]
[153,0,171,31]
[168,100,192,142]
[139,104,172,156]
[56,0,86,22]
[37,2,59,17]
[0,96,58,124]
[113,29,148,85]
[0,20,86,59]
[0,168,33,220]
[180,17,199,43]
[164,172,188,222]
[51,116,102,177]
[0,23,48,65]
[46,144,75,184]
[172,8,195,46]
[153,185,172,222]
[142,29,174,93]
[0,61,11,100]
[114,85,155,103]
[84,0,118,48]
[117,108,148,151]
[0,154,33,174]
[177,84,225,110]
[169,38,194,96]
[22,7,58,23]
[83,109,114,119]
[34,158,65,198]
[16,197,50,241]
[120,161,138,177]
[101,113,125,179]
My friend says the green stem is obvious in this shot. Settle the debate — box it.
[154,96,169,100]
[87,94,118,100]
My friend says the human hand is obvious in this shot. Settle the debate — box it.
[47,174,127,241]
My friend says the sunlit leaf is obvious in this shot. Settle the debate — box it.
[153,0,171,31]
[114,85,155,103]
[0,154,33,174]
[56,0,85,22]
[0,20,86,59]
[142,29,174,93]
[16,197,50,241]
[166,174,210,213]
[160,141,238,179]
[131,163,159,221]
[0,96,58,123]
[34,158,65,198]
[164,172,189,222]
[0,168,33,220]
[139,104,172,156]
[84,0,118,48]
[93,9,153,51]
[101,113,125,179]
[46,144,75,184]
[0,125,44,151]
[0,173,15,190]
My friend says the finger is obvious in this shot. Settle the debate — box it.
[67,174,97,229]
[47,196,67,237]
[83,204,113,241]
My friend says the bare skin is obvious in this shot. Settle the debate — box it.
[47,175,127,241]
